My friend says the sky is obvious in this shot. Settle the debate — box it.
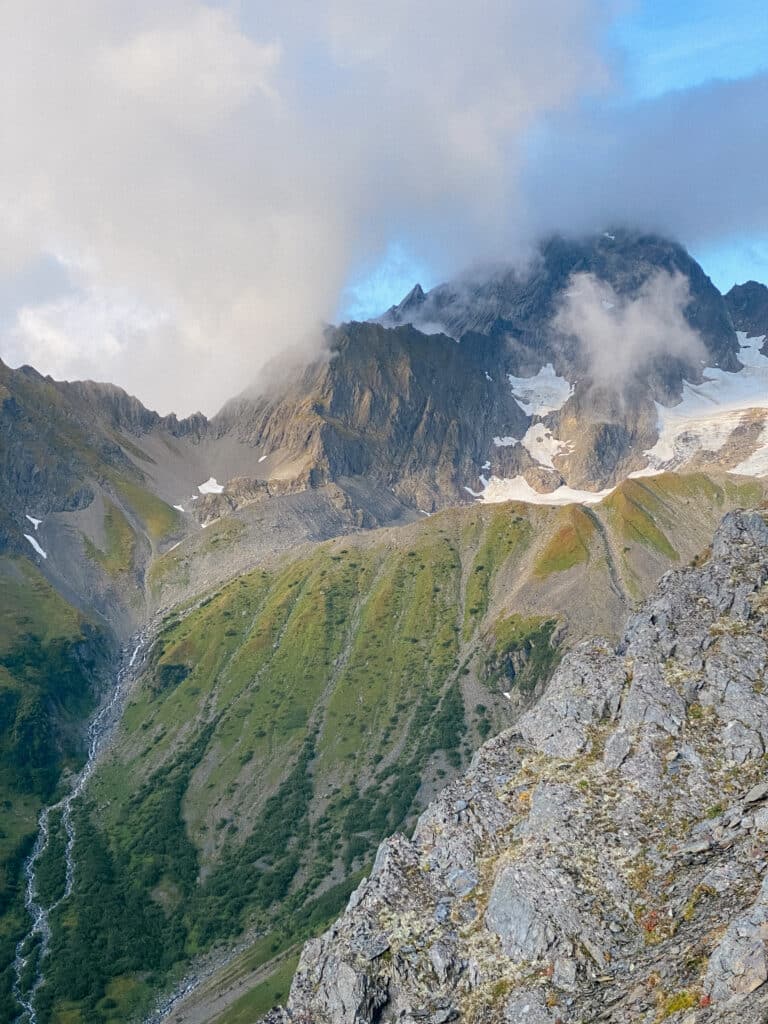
[341,0,768,320]
[0,1,766,415]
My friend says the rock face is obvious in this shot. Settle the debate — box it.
[223,232,768,502]
[380,230,739,379]
[214,321,528,509]
[274,510,768,1023]
[725,281,768,344]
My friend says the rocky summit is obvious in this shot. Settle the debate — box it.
[268,510,768,1023]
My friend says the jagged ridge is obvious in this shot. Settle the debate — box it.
[272,510,768,1023]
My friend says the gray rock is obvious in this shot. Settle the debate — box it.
[705,877,768,1003]
[745,782,768,805]
[485,859,610,965]
[504,989,556,1023]
[280,511,768,1024]
[517,641,626,758]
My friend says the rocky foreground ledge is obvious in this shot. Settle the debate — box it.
[267,510,768,1023]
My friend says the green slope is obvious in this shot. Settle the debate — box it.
[0,559,108,1022]
[31,472,764,1023]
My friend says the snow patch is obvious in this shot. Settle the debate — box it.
[198,477,224,495]
[25,514,42,530]
[627,466,665,480]
[518,424,572,469]
[507,363,574,416]
[484,371,494,382]
[258,455,268,463]
[493,436,517,447]
[481,460,491,470]
[24,534,48,559]
[173,504,185,512]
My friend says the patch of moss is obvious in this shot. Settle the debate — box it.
[83,500,135,576]
[604,480,677,559]
[112,478,180,542]
[484,613,560,693]
[657,988,699,1019]
[534,506,595,577]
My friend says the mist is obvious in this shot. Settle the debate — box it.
[0,1,613,415]
[553,270,706,388]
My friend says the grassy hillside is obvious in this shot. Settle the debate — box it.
[0,559,108,1021]
[31,472,764,1023]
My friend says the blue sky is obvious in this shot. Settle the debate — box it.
[341,0,768,320]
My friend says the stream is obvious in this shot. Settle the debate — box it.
[11,629,151,1024]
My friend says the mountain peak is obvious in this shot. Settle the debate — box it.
[402,282,426,305]
[726,280,768,341]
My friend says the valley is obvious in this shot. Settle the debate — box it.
[2,233,768,1023]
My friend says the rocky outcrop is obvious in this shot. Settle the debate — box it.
[725,281,768,345]
[214,321,529,509]
[273,510,768,1022]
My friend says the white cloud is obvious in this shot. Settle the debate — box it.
[8,290,168,381]
[101,8,281,130]
[0,1,615,414]
[553,270,705,388]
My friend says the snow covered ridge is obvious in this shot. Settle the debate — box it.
[644,332,768,472]
[197,477,224,495]
[507,363,574,417]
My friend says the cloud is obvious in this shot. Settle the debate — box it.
[2,3,763,417]
[0,0,615,414]
[553,270,705,388]
[521,71,768,249]
[101,8,281,129]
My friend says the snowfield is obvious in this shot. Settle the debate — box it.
[467,475,613,506]
[644,332,768,470]
[198,477,224,495]
[507,363,574,416]
[471,332,768,507]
